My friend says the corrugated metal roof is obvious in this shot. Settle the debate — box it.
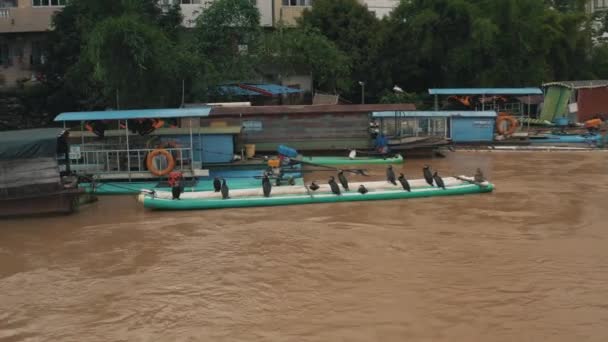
[218,83,304,97]
[542,80,608,89]
[210,104,416,116]
[54,108,211,122]
[373,111,497,118]
[429,88,543,95]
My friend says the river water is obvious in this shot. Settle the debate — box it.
[1,152,608,342]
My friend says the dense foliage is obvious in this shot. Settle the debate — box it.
[16,0,608,116]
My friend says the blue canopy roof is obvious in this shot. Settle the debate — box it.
[429,88,543,95]
[373,111,497,118]
[54,107,211,122]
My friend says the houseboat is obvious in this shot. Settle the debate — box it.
[0,128,85,217]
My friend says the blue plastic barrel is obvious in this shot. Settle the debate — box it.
[555,117,569,126]
[277,145,298,158]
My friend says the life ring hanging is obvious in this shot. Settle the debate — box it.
[496,114,518,136]
[146,149,176,176]
[159,141,182,162]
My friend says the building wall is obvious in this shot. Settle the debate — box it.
[587,0,608,13]
[358,0,398,18]
[203,112,372,151]
[178,0,273,28]
[1,0,62,89]
[450,117,495,143]
[273,0,312,26]
[0,32,47,89]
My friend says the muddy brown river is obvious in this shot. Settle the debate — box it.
[1,152,608,342]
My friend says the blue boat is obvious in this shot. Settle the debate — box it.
[529,133,602,145]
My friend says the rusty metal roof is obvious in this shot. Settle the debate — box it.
[209,104,416,116]
[543,80,608,89]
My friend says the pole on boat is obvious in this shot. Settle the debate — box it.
[126,119,131,181]
[189,117,194,173]
[80,120,85,166]
[527,94,531,133]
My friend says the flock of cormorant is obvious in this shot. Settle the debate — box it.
[206,165,447,200]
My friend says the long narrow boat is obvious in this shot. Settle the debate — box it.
[139,176,493,211]
[297,154,404,166]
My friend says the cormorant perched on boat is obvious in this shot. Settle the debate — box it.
[287,176,296,186]
[423,165,434,186]
[386,165,397,185]
[433,172,446,190]
[262,174,271,198]
[398,173,411,192]
[309,181,320,191]
[171,182,181,200]
[328,176,341,195]
[474,168,485,183]
[213,177,221,192]
[221,179,230,199]
[275,177,282,187]
[337,170,349,191]
[358,184,368,194]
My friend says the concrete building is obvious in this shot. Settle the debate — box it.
[160,0,274,28]
[359,0,398,18]
[587,0,608,13]
[1,0,64,89]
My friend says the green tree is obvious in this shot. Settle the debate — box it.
[87,14,180,108]
[299,0,381,102]
[41,0,185,110]
[258,27,352,93]
[189,0,261,100]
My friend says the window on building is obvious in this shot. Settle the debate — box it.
[32,0,67,6]
[595,0,608,9]
[282,0,313,6]
[30,41,46,66]
[0,43,10,67]
[0,0,18,8]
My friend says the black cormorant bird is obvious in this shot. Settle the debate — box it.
[213,177,221,192]
[423,165,434,186]
[262,174,271,197]
[337,171,349,191]
[358,184,368,194]
[221,179,230,199]
[398,173,411,192]
[386,165,397,185]
[309,181,320,191]
[433,171,446,190]
[328,176,341,195]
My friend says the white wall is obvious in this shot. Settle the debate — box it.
[359,0,398,18]
[180,0,273,28]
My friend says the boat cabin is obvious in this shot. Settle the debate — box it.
[372,111,498,144]
[0,128,82,217]
[54,108,242,180]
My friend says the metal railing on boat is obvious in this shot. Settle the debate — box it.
[68,147,198,180]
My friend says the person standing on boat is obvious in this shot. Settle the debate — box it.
[375,134,390,154]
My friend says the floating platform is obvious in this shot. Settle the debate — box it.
[138,176,493,211]
[297,154,404,166]
[81,167,303,195]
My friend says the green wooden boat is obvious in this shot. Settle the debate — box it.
[297,154,404,166]
[139,176,493,211]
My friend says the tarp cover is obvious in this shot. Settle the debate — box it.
[540,86,572,122]
[0,128,65,160]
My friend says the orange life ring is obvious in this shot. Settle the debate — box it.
[159,141,182,162]
[146,149,175,176]
[496,114,518,136]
